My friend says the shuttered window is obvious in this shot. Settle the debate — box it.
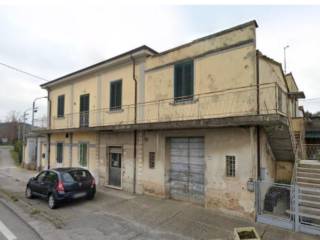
[57,95,65,118]
[174,61,194,102]
[79,143,88,167]
[56,143,63,164]
[110,80,122,111]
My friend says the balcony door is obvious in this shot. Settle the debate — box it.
[80,94,89,127]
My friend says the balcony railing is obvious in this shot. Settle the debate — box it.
[50,82,288,130]
[304,144,320,160]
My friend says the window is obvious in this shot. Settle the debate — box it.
[110,80,122,111]
[56,143,63,164]
[45,171,58,183]
[226,155,236,177]
[36,171,48,182]
[149,152,155,169]
[79,143,88,167]
[174,60,194,102]
[57,95,65,118]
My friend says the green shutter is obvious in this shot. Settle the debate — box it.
[57,95,65,117]
[110,80,122,110]
[174,61,194,102]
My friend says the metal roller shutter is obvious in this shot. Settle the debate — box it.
[170,137,204,204]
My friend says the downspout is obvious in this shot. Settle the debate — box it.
[130,55,138,194]
[256,51,261,180]
[47,89,52,170]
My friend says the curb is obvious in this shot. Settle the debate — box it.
[0,197,44,240]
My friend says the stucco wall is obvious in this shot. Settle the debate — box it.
[137,127,258,218]
[98,132,135,193]
[275,161,293,183]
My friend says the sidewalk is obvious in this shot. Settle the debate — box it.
[0,165,318,239]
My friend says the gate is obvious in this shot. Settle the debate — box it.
[256,181,320,236]
[169,137,205,205]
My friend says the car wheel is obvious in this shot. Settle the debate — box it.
[86,191,95,200]
[25,186,33,199]
[48,194,57,209]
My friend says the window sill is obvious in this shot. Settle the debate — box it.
[108,108,124,113]
[170,97,198,106]
[56,116,65,119]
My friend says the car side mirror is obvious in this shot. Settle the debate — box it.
[30,177,36,181]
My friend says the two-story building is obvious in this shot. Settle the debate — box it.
[37,20,304,219]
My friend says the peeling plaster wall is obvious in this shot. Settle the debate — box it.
[260,129,276,182]
[138,128,257,219]
[276,161,293,183]
[144,26,258,122]
[98,132,136,193]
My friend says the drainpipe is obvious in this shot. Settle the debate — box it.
[256,51,261,180]
[47,133,51,169]
[131,55,138,194]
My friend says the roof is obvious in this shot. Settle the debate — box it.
[52,167,88,172]
[41,20,258,89]
[41,45,157,89]
[154,20,258,57]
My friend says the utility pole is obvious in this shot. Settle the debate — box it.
[32,96,47,126]
[284,45,289,74]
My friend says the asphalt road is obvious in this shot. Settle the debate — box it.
[0,146,41,240]
[0,201,42,240]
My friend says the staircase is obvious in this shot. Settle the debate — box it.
[296,160,320,222]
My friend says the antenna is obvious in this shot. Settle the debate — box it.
[284,45,289,73]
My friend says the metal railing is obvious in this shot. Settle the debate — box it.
[304,144,320,160]
[49,82,288,130]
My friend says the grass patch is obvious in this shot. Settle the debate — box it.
[10,149,20,166]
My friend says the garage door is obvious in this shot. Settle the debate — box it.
[170,137,205,204]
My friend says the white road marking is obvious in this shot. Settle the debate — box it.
[0,220,17,240]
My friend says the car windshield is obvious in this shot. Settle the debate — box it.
[62,170,91,182]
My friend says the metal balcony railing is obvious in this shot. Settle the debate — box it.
[49,82,289,130]
[304,144,320,160]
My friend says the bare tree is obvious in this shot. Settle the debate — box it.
[5,110,20,123]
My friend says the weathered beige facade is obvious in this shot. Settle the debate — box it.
[37,20,305,219]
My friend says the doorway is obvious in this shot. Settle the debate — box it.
[108,147,122,188]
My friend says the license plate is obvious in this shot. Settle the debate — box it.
[73,192,86,199]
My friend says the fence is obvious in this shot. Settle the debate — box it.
[50,82,288,129]
[256,181,320,236]
[304,144,320,160]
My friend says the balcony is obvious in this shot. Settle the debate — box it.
[48,82,288,131]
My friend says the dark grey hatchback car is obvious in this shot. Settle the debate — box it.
[25,168,96,209]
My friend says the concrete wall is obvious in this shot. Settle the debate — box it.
[49,132,99,181]
[275,161,293,183]
[98,132,135,193]
[136,127,260,218]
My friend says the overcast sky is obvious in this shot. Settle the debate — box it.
[0,4,319,122]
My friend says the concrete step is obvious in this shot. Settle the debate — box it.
[300,187,320,196]
[300,193,320,202]
[297,171,320,179]
[299,199,320,209]
[298,163,320,170]
[296,176,320,184]
[297,167,320,174]
[297,182,320,189]
[300,206,320,216]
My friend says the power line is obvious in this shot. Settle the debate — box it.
[0,61,48,82]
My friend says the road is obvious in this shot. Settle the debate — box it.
[0,146,41,240]
[0,201,41,240]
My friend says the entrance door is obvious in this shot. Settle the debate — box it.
[79,94,89,127]
[108,147,122,187]
[170,137,204,204]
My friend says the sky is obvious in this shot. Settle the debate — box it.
[0,4,320,122]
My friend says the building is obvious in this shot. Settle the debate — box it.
[37,20,305,219]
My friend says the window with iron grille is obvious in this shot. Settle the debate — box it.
[56,143,63,164]
[174,60,194,103]
[226,155,236,177]
[79,143,88,167]
[110,80,122,111]
[57,95,65,118]
[149,152,155,169]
